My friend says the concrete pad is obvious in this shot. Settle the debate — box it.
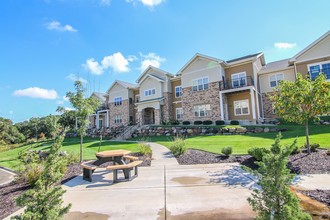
[294,174,330,190]
[0,167,16,186]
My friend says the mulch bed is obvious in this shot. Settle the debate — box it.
[0,154,151,219]
[300,190,330,206]
[0,163,82,220]
[177,148,330,206]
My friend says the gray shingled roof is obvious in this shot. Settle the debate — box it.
[226,52,263,63]
[116,80,137,89]
[258,58,292,74]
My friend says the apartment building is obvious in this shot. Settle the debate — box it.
[89,30,330,128]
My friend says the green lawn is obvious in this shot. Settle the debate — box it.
[131,125,330,154]
[0,138,139,171]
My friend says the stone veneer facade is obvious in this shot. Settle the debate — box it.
[262,93,276,118]
[161,92,173,122]
[109,100,130,127]
[182,81,221,122]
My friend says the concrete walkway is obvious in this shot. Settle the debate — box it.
[5,143,330,220]
[0,167,16,186]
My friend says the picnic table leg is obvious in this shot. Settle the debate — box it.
[83,168,93,182]
[113,156,130,180]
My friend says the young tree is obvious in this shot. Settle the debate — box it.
[56,107,76,131]
[270,73,330,153]
[66,81,100,162]
[13,135,71,220]
[247,134,311,220]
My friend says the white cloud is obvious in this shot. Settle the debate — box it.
[139,52,165,72]
[46,21,77,32]
[274,42,297,49]
[56,100,64,105]
[100,0,111,6]
[64,107,75,111]
[66,73,88,84]
[127,0,164,7]
[9,110,14,115]
[63,95,70,102]
[101,52,130,73]
[82,58,104,75]
[127,55,138,62]
[13,87,58,100]
[83,52,131,75]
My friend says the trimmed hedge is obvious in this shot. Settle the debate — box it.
[182,121,190,125]
[215,120,225,125]
[202,120,213,125]
[221,146,232,156]
[230,120,239,125]
[194,121,203,125]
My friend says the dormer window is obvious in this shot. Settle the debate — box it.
[144,88,156,96]
[114,97,122,106]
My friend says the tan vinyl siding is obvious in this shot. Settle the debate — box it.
[139,77,163,101]
[295,35,330,62]
[259,69,295,93]
[108,83,128,102]
[296,57,330,78]
[225,62,254,80]
[171,79,182,102]
[226,91,253,121]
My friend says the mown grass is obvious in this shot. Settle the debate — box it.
[0,137,139,171]
[131,125,330,154]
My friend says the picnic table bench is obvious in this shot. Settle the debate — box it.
[81,150,142,183]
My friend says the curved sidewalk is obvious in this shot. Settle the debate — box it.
[147,142,179,167]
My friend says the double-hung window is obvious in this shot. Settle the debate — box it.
[308,62,330,80]
[269,73,284,88]
[144,88,156,96]
[192,77,208,91]
[231,72,246,88]
[234,100,249,116]
[114,115,122,124]
[176,108,183,120]
[193,104,211,117]
[114,97,122,106]
[175,86,182,97]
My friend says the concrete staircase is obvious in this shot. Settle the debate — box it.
[113,124,141,141]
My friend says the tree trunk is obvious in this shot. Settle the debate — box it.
[80,134,83,162]
[305,121,310,154]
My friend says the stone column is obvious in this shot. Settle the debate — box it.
[250,88,256,120]
[154,109,161,125]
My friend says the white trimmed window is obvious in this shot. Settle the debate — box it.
[144,88,156,96]
[175,86,182,98]
[114,115,122,124]
[193,104,211,117]
[269,73,284,88]
[176,108,183,120]
[308,61,330,80]
[114,97,122,106]
[192,77,208,91]
[234,100,249,116]
[231,72,246,88]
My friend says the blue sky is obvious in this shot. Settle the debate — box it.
[1,0,329,123]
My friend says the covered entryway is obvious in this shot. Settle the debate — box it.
[143,107,155,125]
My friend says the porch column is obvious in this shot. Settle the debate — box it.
[219,92,224,120]
[106,110,109,128]
[250,88,256,120]
[96,112,99,129]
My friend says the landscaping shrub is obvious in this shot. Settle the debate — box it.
[182,121,190,125]
[65,152,80,165]
[202,120,213,125]
[17,163,44,185]
[169,137,186,157]
[221,146,232,156]
[291,145,301,155]
[230,120,239,125]
[215,120,225,125]
[138,143,152,156]
[194,120,203,125]
[310,143,320,152]
[248,147,270,161]
[169,120,180,125]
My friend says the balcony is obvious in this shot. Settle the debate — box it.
[219,76,254,91]
[308,68,330,81]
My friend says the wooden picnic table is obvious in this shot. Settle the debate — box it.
[95,149,131,158]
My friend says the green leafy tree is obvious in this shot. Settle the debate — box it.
[246,134,311,220]
[0,117,25,145]
[56,107,76,131]
[66,81,100,162]
[270,73,330,153]
[12,135,71,220]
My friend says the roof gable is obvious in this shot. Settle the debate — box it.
[177,53,225,74]
[106,80,136,93]
[136,65,173,83]
[290,30,330,63]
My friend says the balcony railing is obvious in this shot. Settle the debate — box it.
[219,76,254,91]
[308,68,330,81]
